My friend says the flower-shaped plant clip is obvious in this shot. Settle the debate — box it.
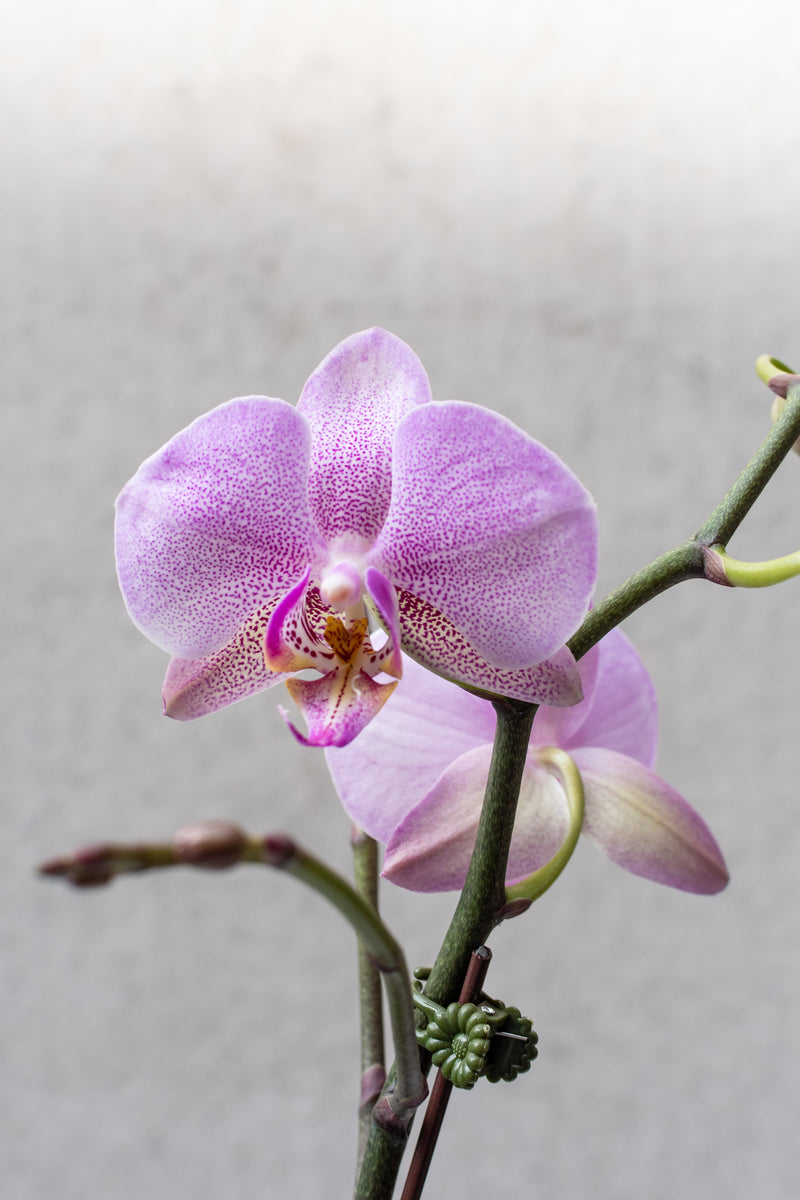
[417,1000,494,1090]
[481,1000,538,1084]
[116,329,598,746]
[413,973,538,1088]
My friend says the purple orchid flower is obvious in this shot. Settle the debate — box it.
[115,328,598,747]
[325,629,729,894]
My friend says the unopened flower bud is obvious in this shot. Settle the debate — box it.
[173,820,246,869]
[38,843,116,887]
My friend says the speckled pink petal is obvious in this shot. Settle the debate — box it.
[116,396,327,658]
[298,328,432,547]
[395,589,584,706]
[572,747,729,894]
[369,401,598,670]
[532,629,657,765]
[163,604,290,721]
[283,669,398,748]
[382,747,568,893]
[326,654,494,843]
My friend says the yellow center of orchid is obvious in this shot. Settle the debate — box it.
[323,615,369,664]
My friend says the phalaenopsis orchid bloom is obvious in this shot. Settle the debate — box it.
[326,630,728,894]
[115,328,598,746]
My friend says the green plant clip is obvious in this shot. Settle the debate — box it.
[412,970,538,1089]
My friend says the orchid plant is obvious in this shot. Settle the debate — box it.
[41,335,800,1200]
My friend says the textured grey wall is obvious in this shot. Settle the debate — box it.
[4,1,800,1197]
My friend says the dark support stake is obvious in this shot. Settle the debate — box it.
[400,946,493,1200]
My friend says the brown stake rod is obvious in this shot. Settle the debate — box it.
[399,946,493,1200]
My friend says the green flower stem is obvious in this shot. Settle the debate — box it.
[421,700,537,1006]
[40,821,426,1132]
[353,1107,411,1200]
[354,701,535,1200]
[352,827,387,1174]
[567,541,699,662]
[504,748,585,904]
[708,545,800,587]
[694,381,800,548]
[260,838,427,1125]
[570,378,800,662]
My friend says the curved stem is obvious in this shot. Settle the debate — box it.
[264,839,426,1121]
[421,699,537,1005]
[353,700,536,1200]
[707,545,800,588]
[569,379,800,662]
[755,354,796,386]
[504,748,585,904]
[694,381,800,548]
[567,542,699,662]
[40,823,426,1131]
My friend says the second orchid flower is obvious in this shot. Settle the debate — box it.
[325,630,728,895]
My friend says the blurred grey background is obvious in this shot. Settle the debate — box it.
[3,1,800,1196]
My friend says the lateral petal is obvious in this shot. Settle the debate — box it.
[382,745,495,892]
[115,397,326,658]
[370,401,597,670]
[573,747,729,894]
